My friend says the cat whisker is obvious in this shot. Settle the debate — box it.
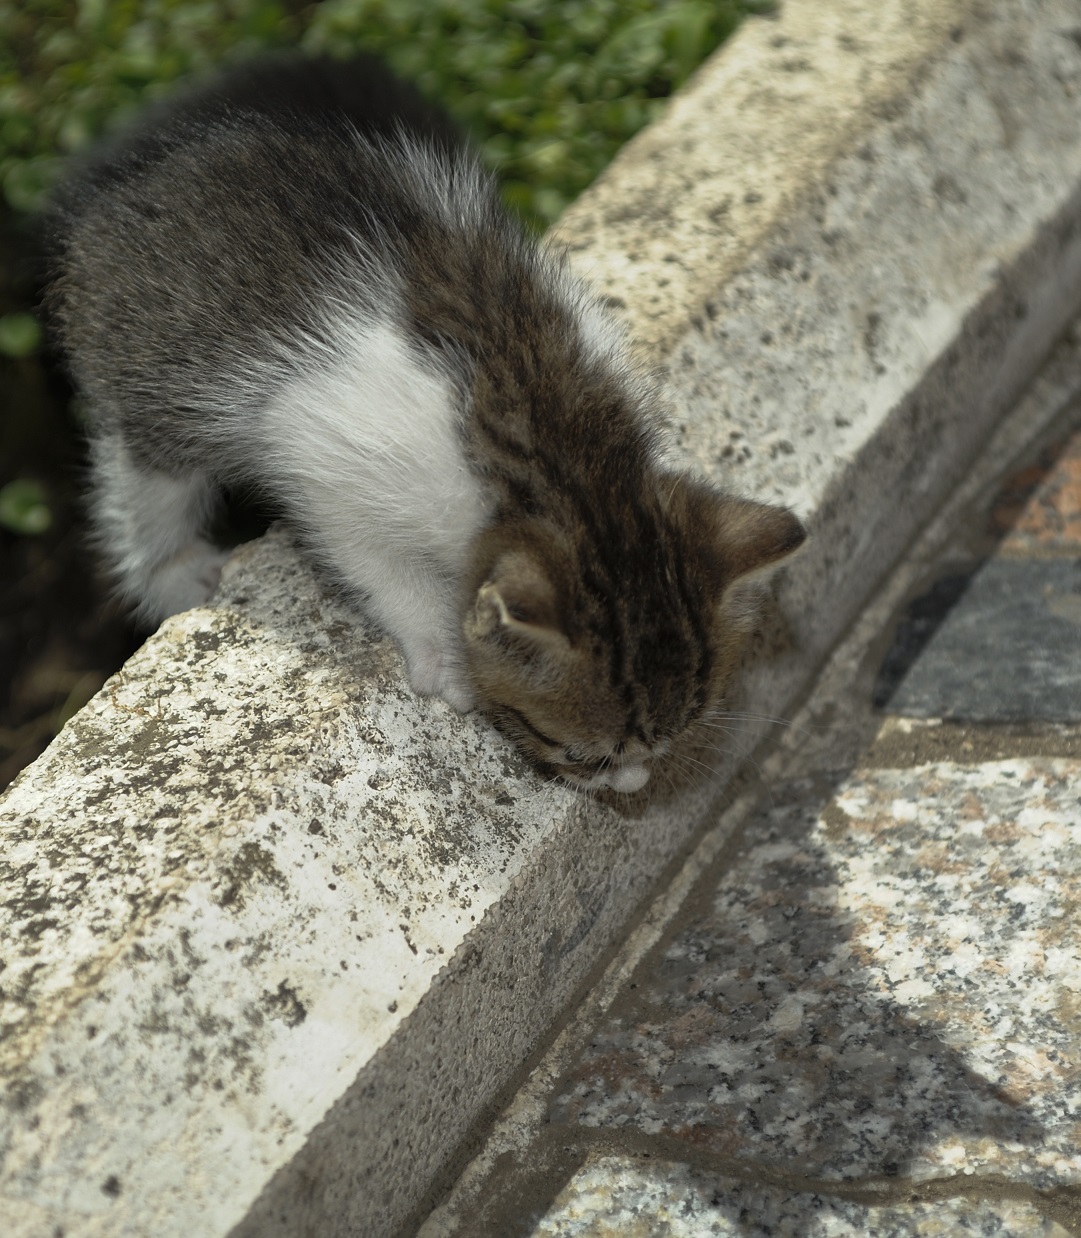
[665,751,728,784]
[700,710,819,741]
[679,736,775,796]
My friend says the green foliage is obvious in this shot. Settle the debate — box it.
[0,312,42,357]
[1,0,768,227]
[0,0,302,212]
[0,478,52,534]
[303,0,770,226]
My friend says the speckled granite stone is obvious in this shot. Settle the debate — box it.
[533,1158,1069,1237]
[549,760,1081,1188]
[995,430,1081,555]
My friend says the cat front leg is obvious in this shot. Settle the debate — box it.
[142,539,232,619]
[321,536,475,711]
[374,573,476,712]
[88,429,228,625]
[400,637,475,713]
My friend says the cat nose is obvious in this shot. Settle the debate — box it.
[605,763,650,794]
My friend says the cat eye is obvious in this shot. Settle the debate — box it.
[500,705,560,750]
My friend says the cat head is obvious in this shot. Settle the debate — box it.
[463,477,805,794]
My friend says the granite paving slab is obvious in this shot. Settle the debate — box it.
[994,431,1081,556]
[883,559,1081,721]
[877,424,1081,721]
[547,758,1081,1189]
[533,1157,1072,1237]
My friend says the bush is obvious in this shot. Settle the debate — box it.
[2,0,770,228]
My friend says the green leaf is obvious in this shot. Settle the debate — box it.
[0,312,43,358]
[2,156,57,212]
[0,479,53,535]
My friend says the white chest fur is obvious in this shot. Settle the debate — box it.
[259,315,491,710]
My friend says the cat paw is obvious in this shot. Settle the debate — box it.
[144,541,231,621]
[406,646,476,713]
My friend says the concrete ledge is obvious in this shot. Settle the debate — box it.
[5,2,1081,1234]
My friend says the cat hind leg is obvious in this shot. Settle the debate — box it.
[88,430,230,625]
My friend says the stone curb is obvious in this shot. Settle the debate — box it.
[5,3,1081,1235]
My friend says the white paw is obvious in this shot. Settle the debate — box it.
[145,540,231,620]
[405,643,476,713]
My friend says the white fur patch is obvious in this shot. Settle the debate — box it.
[259,314,491,706]
[575,292,629,366]
[88,432,225,622]
[597,763,650,794]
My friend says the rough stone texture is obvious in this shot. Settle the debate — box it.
[8,1,1081,1235]
[553,2,1081,370]
[547,760,1081,1189]
[551,2,972,365]
[0,530,716,1237]
[0,531,553,1233]
[534,1158,1071,1237]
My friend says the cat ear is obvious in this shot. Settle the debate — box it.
[712,495,806,581]
[468,550,567,647]
[671,478,806,585]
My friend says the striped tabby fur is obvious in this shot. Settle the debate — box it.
[44,54,805,794]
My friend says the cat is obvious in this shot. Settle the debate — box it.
[44,52,805,795]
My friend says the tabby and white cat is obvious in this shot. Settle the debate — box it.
[45,54,805,794]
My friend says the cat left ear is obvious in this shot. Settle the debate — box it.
[712,495,806,581]
[672,478,805,585]
[468,551,568,647]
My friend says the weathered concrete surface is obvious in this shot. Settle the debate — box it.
[0,534,720,1238]
[6,2,1081,1235]
[552,1,970,364]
